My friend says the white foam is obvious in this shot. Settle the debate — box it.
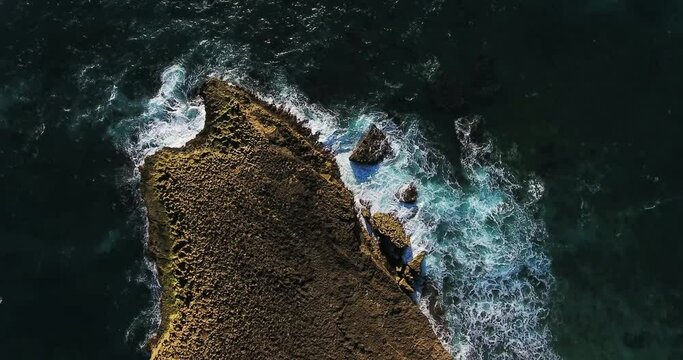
[124,64,557,359]
[113,64,206,347]
[228,78,558,359]
[126,65,206,167]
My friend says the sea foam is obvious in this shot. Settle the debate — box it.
[126,64,558,359]
[125,65,206,167]
[252,84,558,359]
[113,64,206,348]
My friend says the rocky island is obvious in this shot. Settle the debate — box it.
[141,79,450,359]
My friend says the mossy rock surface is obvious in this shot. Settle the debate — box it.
[142,79,450,360]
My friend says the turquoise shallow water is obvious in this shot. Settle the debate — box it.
[2,1,683,359]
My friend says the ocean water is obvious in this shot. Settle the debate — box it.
[2,1,683,359]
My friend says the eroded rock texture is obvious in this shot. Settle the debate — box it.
[349,124,392,164]
[397,182,418,204]
[141,79,450,360]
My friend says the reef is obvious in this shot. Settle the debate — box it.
[141,79,450,359]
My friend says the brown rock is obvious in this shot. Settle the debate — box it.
[370,213,411,249]
[408,251,426,277]
[349,124,392,164]
[141,79,450,360]
[398,278,415,294]
[358,199,372,220]
[397,182,418,203]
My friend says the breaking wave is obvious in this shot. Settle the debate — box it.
[109,64,207,347]
[124,65,206,167]
[120,64,557,359]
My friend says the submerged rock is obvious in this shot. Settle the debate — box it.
[349,124,392,164]
[141,79,449,360]
[397,182,418,203]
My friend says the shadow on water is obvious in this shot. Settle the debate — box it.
[351,162,381,183]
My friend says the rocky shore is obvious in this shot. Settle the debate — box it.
[141,79,449,359]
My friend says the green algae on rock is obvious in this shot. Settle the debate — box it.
[141,79,450,359]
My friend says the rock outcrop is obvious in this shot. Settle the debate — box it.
[370,213,411,250]
[397,182,418,203]
[141,79,450,360]
[361,212,425,295]
[349,124,392,164]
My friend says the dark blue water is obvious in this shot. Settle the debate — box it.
[1,1,682,359]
